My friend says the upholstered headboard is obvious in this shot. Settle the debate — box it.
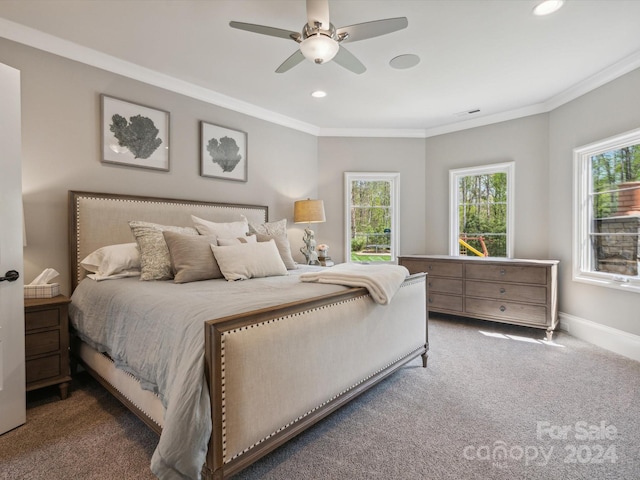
[68,191,268,291]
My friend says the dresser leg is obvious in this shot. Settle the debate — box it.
[59,382,70,400]
[546,329,554,342]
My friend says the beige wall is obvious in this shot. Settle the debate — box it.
[1,39,318,295]
[317,137,427,263]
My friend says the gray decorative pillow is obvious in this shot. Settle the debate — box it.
[163,231,222,283]
[129,221,198,281]
[248,218,287,236]
[255,233,297,270]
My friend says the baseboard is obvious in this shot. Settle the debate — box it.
[559,312,640,362]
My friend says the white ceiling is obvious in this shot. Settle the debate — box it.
[2,0,640,137]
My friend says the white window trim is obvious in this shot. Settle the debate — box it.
[449,161,515,258]
[344,172,400,264]
[573,127,640,294]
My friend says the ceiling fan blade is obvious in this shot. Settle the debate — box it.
[229,21,300,41]
[306,0,331,30]
[275,50,305,73]
[332,46,366,74]
[337,17,408,43]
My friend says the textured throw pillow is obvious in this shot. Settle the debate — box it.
[129,221,198,281]
[80,243,141,276]
[163,231,222,283]
[211,240,288,281]
[255,233,297,270]
[216,235,257,246]
[248,218,287,236]
[191,215,248,239]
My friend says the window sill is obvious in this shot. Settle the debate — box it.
[573,273,640,294]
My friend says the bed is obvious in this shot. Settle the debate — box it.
[67,190,429,479]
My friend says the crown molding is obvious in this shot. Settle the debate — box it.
[2,17,638,139]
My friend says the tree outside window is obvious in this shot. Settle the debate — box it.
[345,172,399,263]
[449,162,514,258]
[574,129,640,292]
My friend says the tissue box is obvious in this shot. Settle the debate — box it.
[24,283,61,299]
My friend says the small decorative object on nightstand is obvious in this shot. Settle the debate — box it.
[317,244,334,267]
[24,295,72,399]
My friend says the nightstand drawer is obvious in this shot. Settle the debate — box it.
[26,330,60,356]
[26,354,62,383]
[25,308,60,331]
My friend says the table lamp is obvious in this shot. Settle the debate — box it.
[294,199,325,264]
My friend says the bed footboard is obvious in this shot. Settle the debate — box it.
[203,273,428,479]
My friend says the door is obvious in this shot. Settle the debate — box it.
[0,62,26,434]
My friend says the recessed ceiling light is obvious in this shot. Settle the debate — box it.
[389,54,420,70]
[311,90,327,98]
[533,0,564,16]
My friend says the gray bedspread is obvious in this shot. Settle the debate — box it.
[69,271,347,480]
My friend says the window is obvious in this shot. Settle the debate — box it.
[574,128,640,293]
[449,162,514,257]
[345,172,399,263]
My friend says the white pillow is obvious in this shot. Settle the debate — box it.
[191,215,248,239]
[81,243,141,277]
[216,235,257,246]
[211,240,288,281]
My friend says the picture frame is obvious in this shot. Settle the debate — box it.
[200,121,248,182]
[101,94,170,171]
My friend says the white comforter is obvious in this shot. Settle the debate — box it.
[69,271,346,480]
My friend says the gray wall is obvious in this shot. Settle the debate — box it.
[1,39,318,295]
[548,67,640,336]
[317,137,427,263]
[424,114,550,259]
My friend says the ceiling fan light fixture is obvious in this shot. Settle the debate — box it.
[300,34,339,64]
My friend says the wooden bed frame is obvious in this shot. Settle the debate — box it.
[68,191,429,479]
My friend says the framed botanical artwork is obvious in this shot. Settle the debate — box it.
[200,121,248,182]
[101,94,170,171]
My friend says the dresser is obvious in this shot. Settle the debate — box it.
[24,295,72,399]
[399,255,559,339]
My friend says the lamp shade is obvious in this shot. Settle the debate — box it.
[294,199,326,224]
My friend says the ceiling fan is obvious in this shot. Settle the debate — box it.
[229,0,408,74]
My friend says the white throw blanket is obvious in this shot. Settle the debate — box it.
[299,263,409,305]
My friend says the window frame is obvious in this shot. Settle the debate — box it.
[449,161,515,258]
[344,172,400,264]
[573,127,640,294]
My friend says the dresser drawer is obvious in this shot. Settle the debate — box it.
[25,308,60,331]
[429,277,463,295]
[465,280,547,304]
[428,293,463,313]
[465,264,547,285]
[26,354,62,384]
[26,330,60,356]
[424,261,463,278]
[465,298,548,326]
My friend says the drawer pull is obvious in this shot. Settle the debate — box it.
[428,265,433,270]
[499,305,506,312]
[428,298,433,303]
[500,269,506,275]
[428,282,432,287]
[499,288,506,294]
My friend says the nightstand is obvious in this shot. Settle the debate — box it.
[24,295,72,399]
